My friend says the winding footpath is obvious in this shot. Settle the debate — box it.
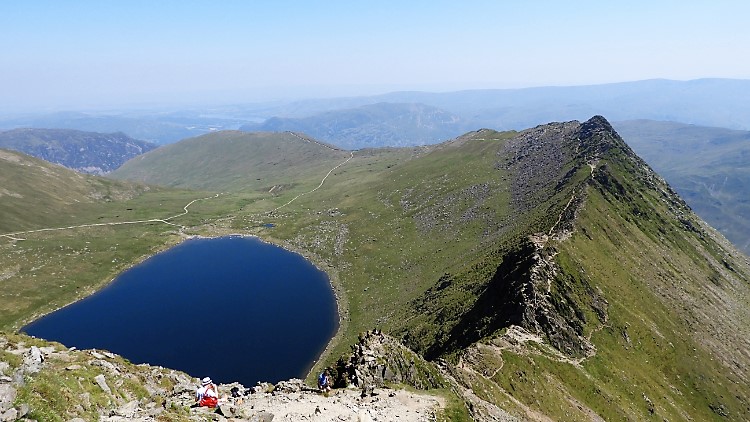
[269,132,354,213]
[0,193,221,242]
[269,151,354,213]
[2,133,356,240]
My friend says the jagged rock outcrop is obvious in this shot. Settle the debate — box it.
[334,331,447,393]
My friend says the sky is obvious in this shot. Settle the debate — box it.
[2,0,749,110]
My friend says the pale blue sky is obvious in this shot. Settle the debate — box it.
[1,1,749,109]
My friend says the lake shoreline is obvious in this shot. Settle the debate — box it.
[22,234,340,386]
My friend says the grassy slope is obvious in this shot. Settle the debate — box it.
[614,119,750,253]
[3,120,750,420]
[0,148,151,232]
[110,130,352,193]
[231,119,750,420]
[445,120,750,420]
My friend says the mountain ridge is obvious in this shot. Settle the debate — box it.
[3,116,750,420]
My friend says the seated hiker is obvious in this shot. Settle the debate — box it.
[195,377,219,408]
[318,369,332,392]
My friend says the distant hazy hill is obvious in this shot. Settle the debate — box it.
[110,131,352,192]
[268,79,750,131]
[0,128,157,174]
[4,79,750,146]
[0,111,243,144]
[240,103,473,149]
[614,120,750,253]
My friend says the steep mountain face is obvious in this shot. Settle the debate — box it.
[614,119,750,254]
[240,102,472,149]
[0,128,157,174]
[391,117,750,420]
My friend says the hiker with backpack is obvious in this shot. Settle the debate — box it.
[195,377,219,408]
[318,369,332,392]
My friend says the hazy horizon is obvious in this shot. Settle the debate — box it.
[3,1,750,111]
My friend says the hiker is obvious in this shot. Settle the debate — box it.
[195,377,219,408]
[318,369,332,392]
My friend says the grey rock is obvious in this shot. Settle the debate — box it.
[250,411,274,422]
[94,374,112,394]
[92,359,120,374]
[79,392,91,410]
[65,365,82,371]
[22,346,43,374]
[0,384,17,412]
[115,400,139,417]
[90,350,105,360]
[67,419,86,422]
[0,362,9,376]
[17,403,29,418]
[0,408,17,422]
[39,346,56,355]
[274,378,304,393]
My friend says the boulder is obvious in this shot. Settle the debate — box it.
[0,384,17,412]
[94,374,112,394]
[22,346,43,374]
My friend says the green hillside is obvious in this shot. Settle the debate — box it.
[615,119,750,254]
[0,148,152,232]
[110,130,353,193]
[236,117,750,420]
[2,117,750,420]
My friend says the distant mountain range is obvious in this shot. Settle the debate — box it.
[0,128,157,174]
[240,102,473,149]
[0,111,244,144]
[3,79,750,145]
[239,78,750,146]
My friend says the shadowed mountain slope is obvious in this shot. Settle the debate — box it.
[615,119,750,254]
[0,128,156,174]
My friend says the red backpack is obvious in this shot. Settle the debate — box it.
[199,384,218,408]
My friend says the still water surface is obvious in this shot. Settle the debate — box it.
[24,236,338,386]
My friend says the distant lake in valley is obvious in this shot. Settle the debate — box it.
[23,236,338,386]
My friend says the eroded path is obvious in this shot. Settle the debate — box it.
[269,152,354,213]
[0,193,221,241]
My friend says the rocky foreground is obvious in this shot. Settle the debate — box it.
[0,332,454,421]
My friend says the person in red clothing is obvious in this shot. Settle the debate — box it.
[195,377,219,408]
